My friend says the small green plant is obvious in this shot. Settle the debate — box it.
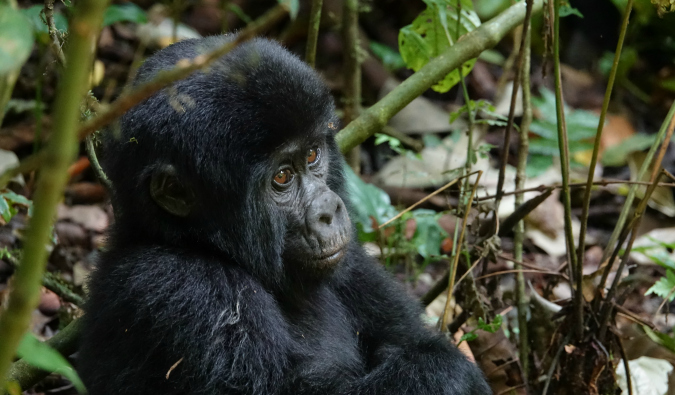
[458,315,503,344]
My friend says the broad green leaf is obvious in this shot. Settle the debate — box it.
[17,333,86,393]
[398,0,481,93]
[526,154,553,178]
[458,332,478,343]
[0,5,34,75]
[102,3,147,26]
[410,209,447,259]
[344,165,397,240]
[2,190,32,206]
[602,133,675,167]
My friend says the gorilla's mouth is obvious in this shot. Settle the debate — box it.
[315,247,345,266]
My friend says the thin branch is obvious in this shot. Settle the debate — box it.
[343,0,361,172]
[0,0,107,383]
[576,0,633,321]
[0,4,290,190]
[378,172,479,229]
[440,171,482,331]
[305,0,323,67]
[44,0,66,65]
[514,3,533,384]
[335,0,544,153]
[85,134,112,189]
[552,0,581,340]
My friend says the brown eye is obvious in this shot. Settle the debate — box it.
[274,169,292,185]
[307,148,318,164]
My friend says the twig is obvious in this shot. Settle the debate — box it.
[0,4,290,190]
[475,179,675,201]
[335,0,544,153]
[493,0,534,218]
[542,332,572,395]
[552,0,581,340]
[576,0,634,306]
[343,0,361,172]
[475,269,563,281]
[598,170,666,341]
[598,102,675,275]
[0,0,107,384]
[514,9,533,383]
[378,171,478,229]
[44,0,66,65]
[381,126,424,152]
[440,171,482,330]
[615,332,633,395]
[305,0,323,67]
[85,134,112,189]
[594,106,675,312]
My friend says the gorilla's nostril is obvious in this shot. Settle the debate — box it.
[319,213,333,225]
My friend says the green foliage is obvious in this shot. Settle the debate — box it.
[344,165,449,262]
[458,315,503,343]
[603,133,675,167]
[16,333,86,393]
[398,0,480,93]
[102,3,147,26]
[409,209,447,260]
[369,42,406,71]
[0,190,32,223]
[21,5,68,39]
[0,5,34,75]
[526,87,600,175]
[647,270,675,301]
[344,165,397,241]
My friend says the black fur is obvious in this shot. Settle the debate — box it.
[78,36,491,395]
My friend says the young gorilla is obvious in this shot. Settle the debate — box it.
[78,36,491,395]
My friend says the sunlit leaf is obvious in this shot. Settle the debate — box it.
[103,3,147,26]
[0,5,34,75]
[17,333,87,393]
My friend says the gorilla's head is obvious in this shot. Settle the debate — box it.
[103,37,351,288]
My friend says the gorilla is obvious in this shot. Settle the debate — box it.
[78,36,491,395]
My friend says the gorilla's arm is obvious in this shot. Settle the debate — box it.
[79,247,292,395]
[335,245,491,395]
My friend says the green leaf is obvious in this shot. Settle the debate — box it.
[644,326,675,353]
[21,5,68,36]
[602,133,671,167]
[526,154,553,177]
[477,315,502,333]
[458,332,478,343]
[0,5,34,76]
[0,197,11,223]
[398,1,481,93]
[646,269,675,301]
[369,42,406,71]
[344,165,397,239]
[227,4,252,24]
[17,333,87,393]
[102,3,147,26]
[1,190,32,207]
[410,209,447,259]
[559,5,583,18]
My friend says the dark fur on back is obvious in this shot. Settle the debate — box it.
[79,37,491,394]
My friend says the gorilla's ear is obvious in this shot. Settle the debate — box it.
[150,164,195,217]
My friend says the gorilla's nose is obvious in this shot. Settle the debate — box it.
[308,190,347,241]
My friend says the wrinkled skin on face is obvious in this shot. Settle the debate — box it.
[269,140,351,274]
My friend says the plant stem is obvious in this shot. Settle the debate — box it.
[343,0,361,172]
[578,0,633,312]
[0,0,107,384]
[552,0,582,340]
[335,0,544,154]
[305,0,323,67]
[514,2,533,384]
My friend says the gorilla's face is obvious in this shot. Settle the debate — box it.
[269,138,351,273]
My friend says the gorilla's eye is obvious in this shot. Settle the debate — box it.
[274,169,293,185]
[307,148,319,164]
